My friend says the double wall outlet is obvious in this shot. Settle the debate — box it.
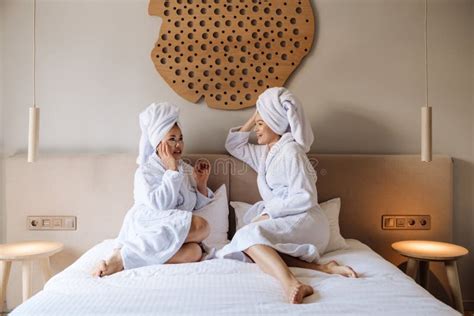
[382,215,431,230]
[27,216,77,231]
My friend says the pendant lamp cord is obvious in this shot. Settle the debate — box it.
[425,0,428,107]
[33,0,37,108]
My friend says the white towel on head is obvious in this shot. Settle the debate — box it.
[256,87,314,153]
[136,102,181,165]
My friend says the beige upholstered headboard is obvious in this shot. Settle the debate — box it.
[4,153,453,308]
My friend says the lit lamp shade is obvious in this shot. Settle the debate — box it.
[421,106,432,162]
[28,106,40,163]
[392,240,468,261]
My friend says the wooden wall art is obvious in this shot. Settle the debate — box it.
[149,0,315,110]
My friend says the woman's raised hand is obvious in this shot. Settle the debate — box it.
[157,141,178,171]
[240,110,258,132]
[193,159,211,195]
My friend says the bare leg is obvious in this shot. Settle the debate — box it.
[91,243,202,277]
[92,248,124,277]
[245,245,314,304]
[278,253,358,278]
[169,216,210,263]
[185,215,210,243]
[166,243,202,264]
[92,216,209,277]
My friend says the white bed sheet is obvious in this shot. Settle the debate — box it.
[11,239,458,316]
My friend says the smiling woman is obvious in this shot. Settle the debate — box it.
[157,124,184,166]
[253,112,281,148]
[91,102,215,277]
[217,88,357,304]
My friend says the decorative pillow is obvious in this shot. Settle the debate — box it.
[194,184,229,249]
[318,197,348,253]
[230,201,252,231]
[230,197,348,253]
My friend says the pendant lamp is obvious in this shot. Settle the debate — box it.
[421,0,432,162]
[28,0,40,163]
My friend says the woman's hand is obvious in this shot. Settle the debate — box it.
[240,110,258,132]
[251,214,270,223]
[193,159,211,195]
[157,142,178,171]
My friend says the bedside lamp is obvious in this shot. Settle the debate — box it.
[392,240,469,313]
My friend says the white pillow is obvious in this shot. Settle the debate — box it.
[319,198,348,253]
[230,201,252,231]
[195,184,229,249]
[230,197,348,254]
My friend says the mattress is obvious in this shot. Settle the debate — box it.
[11,239,458,316]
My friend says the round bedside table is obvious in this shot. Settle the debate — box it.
[392,240,469,313]
[0,240,63,312]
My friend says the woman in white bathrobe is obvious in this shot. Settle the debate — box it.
[92,102,214,277]
[216,88,357,304]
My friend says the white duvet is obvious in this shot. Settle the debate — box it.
[11,240,458,316]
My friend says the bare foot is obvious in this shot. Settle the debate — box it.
[323,260,358,278]
[287,281,314,304]
[91,260,107,277]
[91,249,124,277]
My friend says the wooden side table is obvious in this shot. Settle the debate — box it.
[0,240,64,312]
[392,240,469,314]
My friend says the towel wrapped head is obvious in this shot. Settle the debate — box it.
[136,102,181,165]
[256,87,314,152]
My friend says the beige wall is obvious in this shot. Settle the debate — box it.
[1,0,473,309]
[471,0,474,307]
[0,0,5,243]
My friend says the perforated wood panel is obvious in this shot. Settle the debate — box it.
[149,0,315,110]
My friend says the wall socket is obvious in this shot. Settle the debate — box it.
[27,216,77,231]
[382,215,431,230]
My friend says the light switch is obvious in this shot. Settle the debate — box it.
[384,218,395,227]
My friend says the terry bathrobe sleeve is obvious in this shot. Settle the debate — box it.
[262,151,319,219]
[225,127,266,172]
[194,188,215,210]
[134,167,185,211]
[178,162,215,211]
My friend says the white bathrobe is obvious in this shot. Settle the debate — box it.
[216,128,329,263]
[115,154,214,269]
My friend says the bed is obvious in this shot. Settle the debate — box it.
[5,154,457,314]
[10,239,458,315]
